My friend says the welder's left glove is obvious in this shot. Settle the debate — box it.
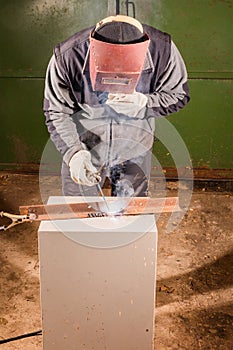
[106,92,147,118]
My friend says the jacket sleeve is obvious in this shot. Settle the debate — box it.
[43,55,87,165]
[144,41,190,118]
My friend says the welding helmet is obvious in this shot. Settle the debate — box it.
[89,15,150,94]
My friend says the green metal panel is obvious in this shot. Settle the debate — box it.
[0,0,108,77]
[2,0,231,77]
[0,78,47,165]
[0,0,109,170]
[153,79,233,169]
[0,0,232,177]
[132,0,233,77]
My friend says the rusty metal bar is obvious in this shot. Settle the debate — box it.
[19,197,180,221]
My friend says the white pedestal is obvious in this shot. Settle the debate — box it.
[38,197,157,350]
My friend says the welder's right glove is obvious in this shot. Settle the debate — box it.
[69,150,101,186]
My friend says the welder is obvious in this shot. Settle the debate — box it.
[44,15,190,197]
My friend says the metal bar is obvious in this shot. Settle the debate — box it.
[19,197,180,221]
[116,0,120,15]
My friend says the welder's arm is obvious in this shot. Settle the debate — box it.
[144,41,190,118]
[43,55,87,165]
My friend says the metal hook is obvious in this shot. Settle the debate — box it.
[115,0,136,18]
[125,0,136,18]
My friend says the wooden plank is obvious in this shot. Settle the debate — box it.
[19,197,180,221]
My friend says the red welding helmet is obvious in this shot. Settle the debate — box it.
[89,15,150,94]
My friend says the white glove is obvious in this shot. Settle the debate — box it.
[69,150,101,186]
[106,92,147,117]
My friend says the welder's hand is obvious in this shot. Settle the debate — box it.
[69,150,101,186]
[106,92,147,117]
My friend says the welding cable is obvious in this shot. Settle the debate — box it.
[0,329,42,345]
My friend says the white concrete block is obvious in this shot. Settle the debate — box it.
[38,196,157,350]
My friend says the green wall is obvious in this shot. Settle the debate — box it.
[0,0,232,177]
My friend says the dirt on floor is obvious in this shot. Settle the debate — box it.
[0,173,232,350]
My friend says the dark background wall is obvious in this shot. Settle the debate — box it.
[0,0,232,178]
